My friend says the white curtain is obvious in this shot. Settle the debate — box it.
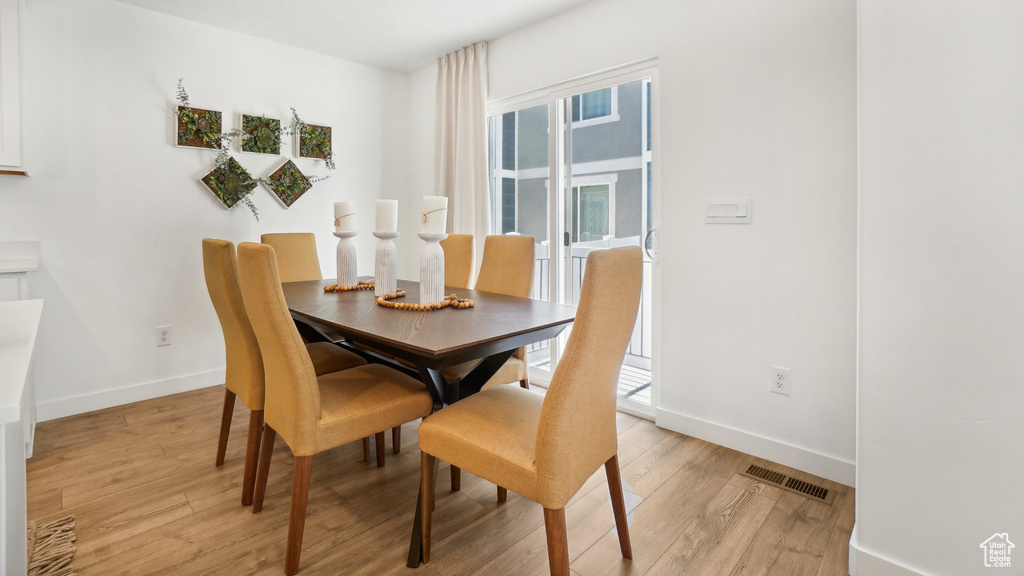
[435,42,489,276]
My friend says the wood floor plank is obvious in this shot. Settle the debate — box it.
[644,483,776,576]
[570,445,748,576]
[616,420,673,450]
[468,479,630,576]
[25,388,855,576]
[814,489,856,576]
[620,432,708,499]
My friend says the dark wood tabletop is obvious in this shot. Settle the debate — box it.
[282,278,577,370]
[283,277,575,569]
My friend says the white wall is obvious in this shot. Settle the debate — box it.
[0,0,409,419]
[396,66,438,280]
[855,2,1024,575]
[406,0,858,484]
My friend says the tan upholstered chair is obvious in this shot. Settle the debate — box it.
[202,239,367,507]
[237,242,434,575]
[440,233,474,289]
[260,233,323,282]
[443,234,535,389]
[418,246,642,575]
[261,232,402,458]
[441,234,536,492]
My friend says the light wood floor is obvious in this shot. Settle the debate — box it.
[26,386,854,576]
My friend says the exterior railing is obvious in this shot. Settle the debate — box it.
[527,237,652,371]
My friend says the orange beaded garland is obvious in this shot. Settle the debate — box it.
[323,280,375,293]
[375,291,475,311]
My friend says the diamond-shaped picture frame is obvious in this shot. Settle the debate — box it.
[200,157,258,209]
[263,159,312,208]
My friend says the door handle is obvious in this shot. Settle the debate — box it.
[644,228,655,259]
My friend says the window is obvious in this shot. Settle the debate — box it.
[570,87,619,127]
[571,184,611,243]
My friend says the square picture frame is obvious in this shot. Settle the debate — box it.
[176,105,222,149]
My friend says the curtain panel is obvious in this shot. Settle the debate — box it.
[435,41,489,278]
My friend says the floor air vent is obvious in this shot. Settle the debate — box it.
[740,465,836,505]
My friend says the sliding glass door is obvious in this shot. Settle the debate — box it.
[488,69,656,414]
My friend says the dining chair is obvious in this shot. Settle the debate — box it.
[441,234,535,492]
[443,234,535,389]
[417,246,642,575]
[237,242,434,575]
[202,239,368,507]
[261,232,402,457]
[260,233,323,282]
[440,233,474,289]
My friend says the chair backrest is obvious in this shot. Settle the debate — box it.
[237,242,321,456]
[534,246,642,507]
[260,233,322,283]
[440,233,474,289]
[201,239,264,410]
[474,235,535,298]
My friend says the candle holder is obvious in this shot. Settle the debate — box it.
[333,230,358,287]
[373,231,399,297]
[418,232,448,305]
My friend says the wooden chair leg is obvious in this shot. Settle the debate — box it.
[497,486,508,502]
[604,454,633,559]
[375,431,386,468]
[252,425,276,514]
[420,452,436,563]
[450,465,461,491]
[392,426,401,454]
[362,437,370,461]
[543,507,570,576]
[241,409,264,506]
[285,455,313,576]
[215,389,236,466]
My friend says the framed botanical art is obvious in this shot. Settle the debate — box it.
[200,157,258,209]
[176,105,222,149]
[263,159,312,208]
[296,122,332,163]
[240,114,281,155]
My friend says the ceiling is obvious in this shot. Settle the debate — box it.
[114,0,594,74]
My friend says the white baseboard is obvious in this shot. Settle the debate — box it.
[849,525,927,576]
[654,407,856,486]
[35,369,225,422]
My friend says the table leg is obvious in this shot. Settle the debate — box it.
[407,454,439,567]
[416,365,447,410]
[456,349,517,399]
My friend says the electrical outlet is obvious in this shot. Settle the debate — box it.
[770,365,791,396]
[157,325,172,347]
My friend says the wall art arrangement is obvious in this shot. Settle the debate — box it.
[173,79,335,220]
[240,114,282,155]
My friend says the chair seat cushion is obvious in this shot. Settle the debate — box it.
[305,342,366,376]
[419,385,545,502]
[441,355,526,389]
[314,364,433,453]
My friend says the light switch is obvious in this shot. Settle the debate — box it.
[705,197,751,224]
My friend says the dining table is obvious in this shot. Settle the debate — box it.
[281,277,577,567]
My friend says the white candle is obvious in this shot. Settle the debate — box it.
[375,199,399,234]
[334,201,356,233]
[421,195,448,235]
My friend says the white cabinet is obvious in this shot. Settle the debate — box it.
[0,0,24,171]
[0,299,42,576]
